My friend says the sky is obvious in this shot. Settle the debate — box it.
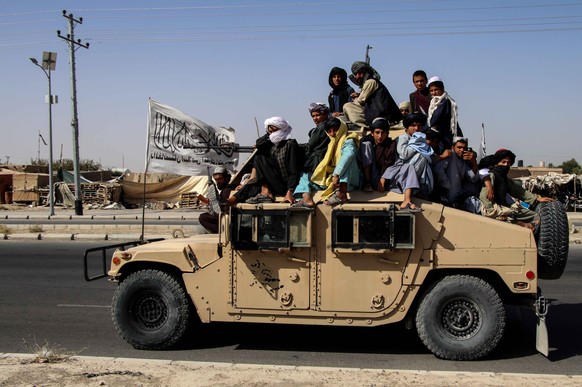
[1,0,581,173]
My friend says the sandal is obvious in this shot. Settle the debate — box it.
[401,202,423,213]
[291,200,313,209]
[246,194,275,204]
[324,191,347,206]
[362,184,374,192]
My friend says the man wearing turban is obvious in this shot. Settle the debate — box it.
[342,61,402,132]
[479,149,553,228]
[230,117,303,205]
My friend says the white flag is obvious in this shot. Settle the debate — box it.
[478,123,486,161]
[146,99,238,175]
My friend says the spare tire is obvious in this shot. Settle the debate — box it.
[536,201,569,279]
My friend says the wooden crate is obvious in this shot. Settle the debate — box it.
[66,183,122,205]
[12,191,39,204]
[180,192,199,208]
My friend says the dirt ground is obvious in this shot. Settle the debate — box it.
[1,355,581,387]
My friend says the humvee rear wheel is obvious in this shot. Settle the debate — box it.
[536,201,569,279]
[416,275,505,360]
[112,269,191,350]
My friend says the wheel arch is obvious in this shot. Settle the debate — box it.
[407,268,524,321]
[117,261,185,284]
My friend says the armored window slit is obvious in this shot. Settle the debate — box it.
[331,206,415,252]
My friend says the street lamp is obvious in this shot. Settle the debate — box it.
[30,52,57,216]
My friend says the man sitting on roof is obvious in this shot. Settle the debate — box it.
[432,136,480,208]
[342,61,402,132]
[292,118,360,207]
[357,117,398,192]
[228,117,303,205]
[479,149,553,229]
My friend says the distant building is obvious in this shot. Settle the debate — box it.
[509,166,562,179]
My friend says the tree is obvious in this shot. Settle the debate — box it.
[79,159,103,171]
[30,158,48,166]
[559,158,582,175]
[29,158,102,171]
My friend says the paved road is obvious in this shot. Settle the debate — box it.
[1,241,581,374]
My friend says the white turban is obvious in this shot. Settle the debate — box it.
[264,116,292,145]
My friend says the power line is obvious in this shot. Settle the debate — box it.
[2,3,582,48]
[2,2,582,20]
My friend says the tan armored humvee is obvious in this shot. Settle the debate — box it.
[85,189,568,360]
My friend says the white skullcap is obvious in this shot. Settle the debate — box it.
[427,76,442,87]
[453,136,468,145]
[213,166,226,175]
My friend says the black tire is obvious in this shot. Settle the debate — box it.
[112,269,191,350]
[536,201,569,279]
[416,275,505,360]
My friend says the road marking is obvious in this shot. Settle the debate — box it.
[57,304,110,308]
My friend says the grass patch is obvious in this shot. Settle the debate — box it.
[0,224,12,234]
[28,224,44,233]
[22,338,85,363]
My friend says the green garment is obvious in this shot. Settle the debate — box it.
[479,174,538,222]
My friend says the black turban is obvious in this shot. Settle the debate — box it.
[370,117,390,132]
[492,149,516,166]
[403,112,427,128]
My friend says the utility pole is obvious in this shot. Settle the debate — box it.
[57,10,89,215]
[365,44,373,64]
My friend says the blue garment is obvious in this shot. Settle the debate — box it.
[294,138,361,196]
[407,132,434,161]
[333,138,361,190]
[396,132,434,197]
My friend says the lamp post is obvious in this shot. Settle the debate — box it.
[30,52,57,216]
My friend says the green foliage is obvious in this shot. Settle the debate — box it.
[559,158,582,175]
[29,158,102,171]
[30,158,48,166]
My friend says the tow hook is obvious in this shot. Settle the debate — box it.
[534,295,549,357]
[535,295,548,318]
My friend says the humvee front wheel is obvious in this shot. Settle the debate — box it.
[416,275,505,360]
[112,269,191,350]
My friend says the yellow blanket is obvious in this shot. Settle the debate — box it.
[311,120,359,199]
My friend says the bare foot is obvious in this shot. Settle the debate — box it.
[516,220,535,230]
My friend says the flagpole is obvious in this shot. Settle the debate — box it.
[140,98,153,243]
